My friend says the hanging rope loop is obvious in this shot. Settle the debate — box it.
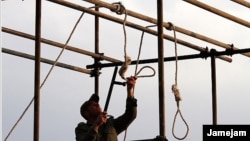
[172,84,189,140]
[170,22,189,140]
[172,107,190,140]
[135,66,156,78]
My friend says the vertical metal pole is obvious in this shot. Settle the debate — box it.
[94,6,100,95]
[210,49,217,125]
[157,0,166,139]
[104,66,118,112]
[34,0,42,141]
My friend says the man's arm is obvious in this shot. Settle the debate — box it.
[113,76,138,134]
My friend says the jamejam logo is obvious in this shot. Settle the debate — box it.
[203,125,250,141]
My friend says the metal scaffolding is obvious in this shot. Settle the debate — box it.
[2,0,250,141]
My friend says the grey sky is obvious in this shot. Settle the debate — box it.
[1,0,250,141]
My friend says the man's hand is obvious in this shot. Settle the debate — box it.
[92,112,108,132]
[127,76,137,87]
[126,76,137,98]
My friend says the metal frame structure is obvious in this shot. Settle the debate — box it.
[2,0,250,141]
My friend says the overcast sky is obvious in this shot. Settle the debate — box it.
[1,0,250,141]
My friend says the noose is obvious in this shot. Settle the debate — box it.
[122,24,156,141]
[134,25,157,79]
[169,22,189,140]
[113,2,156,140]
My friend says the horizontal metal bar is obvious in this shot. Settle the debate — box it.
[86,53,211,69]
[84,0,250,58]
[2,27,121,63]
[2,48,92,74]
[46,0,232,62]
[231,0,250,8]
[184,0,250,28]
[87,48,250,69]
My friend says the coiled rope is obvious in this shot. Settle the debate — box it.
[170,22,189,140]
[4,10,88,141]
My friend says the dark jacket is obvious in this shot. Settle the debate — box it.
[75,97,137,141]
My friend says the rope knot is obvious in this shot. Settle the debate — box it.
[111,2,126,15]
[166,22,175,30]
[172,84,182,101]
[119,55,131,80]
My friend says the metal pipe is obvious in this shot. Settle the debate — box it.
[94,7,100,95]
[210,49,217,125]
[84,0,250,57]
[2,48,92,74]
[170,26,250,57]
[231,0,250,8]
[184,0,250,28]
[86,47,250,69]
[2,26,233,63]
[103,67,118,112]
[86,53,218,69]
[4,46,248,72]
[46,0,235,62]
[157,0,166,139]
[2,27,121,63]
[34,0,41,140]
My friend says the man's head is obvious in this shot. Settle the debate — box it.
[80,94,102,120]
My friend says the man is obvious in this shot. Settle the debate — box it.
[75,76,137,141]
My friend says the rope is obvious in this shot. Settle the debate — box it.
[134,26,156,78]
[135,66,156,78]
[134,25,157,78]
[110,3,130,141]
[112,2,156,140]
[115,1,156,80]
[124,25,156,141]
[116,2,131,80]
[170,23,189,140]
[4,11,86,141]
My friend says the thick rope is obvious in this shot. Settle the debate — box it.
[134,25,157,78]
[116,2,131,81]
[4,11,86,141]
[112,3,156,140]
[170,23,189,140]
[110,3,130,141]
[125,25,156,141]
[134,26,156,78]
